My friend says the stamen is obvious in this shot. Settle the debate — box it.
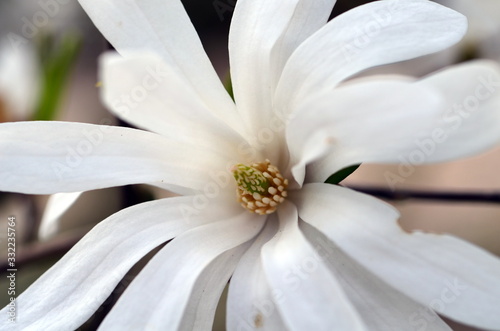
[231,159,288,215]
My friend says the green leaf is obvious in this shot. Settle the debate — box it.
[223,72,234,101]
[33,32,82,121]
[325,164,361,185]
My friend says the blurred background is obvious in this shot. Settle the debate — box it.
[0,0,499,330]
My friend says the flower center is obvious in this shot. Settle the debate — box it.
[231,159,288,215]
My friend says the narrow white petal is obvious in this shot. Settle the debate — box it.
[301,222,453,331]
[38,191,83,240]
[178,247,249,331]
[77,0,241,133]
[0,121,226,194]
[260,201,367,331]
[286,80,444,184]
[227,219,288,331]
[285,128,333,189]
[276,0,467,113]
[229,0,336,138]
[99,213,265,330]
[0,196,221,331]
[100,52,247,157]
[294,183,500,330]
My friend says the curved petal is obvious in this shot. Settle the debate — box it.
[98,213,266,330]
[414,60,500,162]
[177,247,249,330]
[227,218,288,331]
[0,121,226,194]
[304,61,500,183]
[294,183,500,330]
[229,0,336,136]
[77,0,241,134]
[38,191,83,240]
[0,196,223,331]
[286,80,444,184]
[275,0,467,113]
[100,52,246,158]
[301,221,452,331]
[260,201,367,331]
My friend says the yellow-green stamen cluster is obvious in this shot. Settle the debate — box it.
[231,159,288,215]
[232,164,270,195]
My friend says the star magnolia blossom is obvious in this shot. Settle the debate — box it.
[1,0,500,330]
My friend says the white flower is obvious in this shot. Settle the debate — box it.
[1,0,500,330]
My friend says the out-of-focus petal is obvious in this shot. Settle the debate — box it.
[0,38,39,120]
[414,60,500,162]
[100,52,247,158]
[286,80,443,184]
[77,0,241,134]
[38,191,83,240]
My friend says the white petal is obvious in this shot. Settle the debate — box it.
[38,191,83,240]
[77,0,241,133]
[414,60,500,162]
[0,121,225,194]
[260,201,367,331]
[301,221,452,331]
[294,183,500,330]
[0,196,220,331]
[286,80,444,184]
[178,247,248,331]
[0,37,39,120]
[302,61,500,183]
[229,0,336,137]
[227,218,287,331]
[275,0,467,113]
[99,213,265,330]
[100,52,247,157]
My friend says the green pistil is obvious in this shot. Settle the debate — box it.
[232,164,270,195]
